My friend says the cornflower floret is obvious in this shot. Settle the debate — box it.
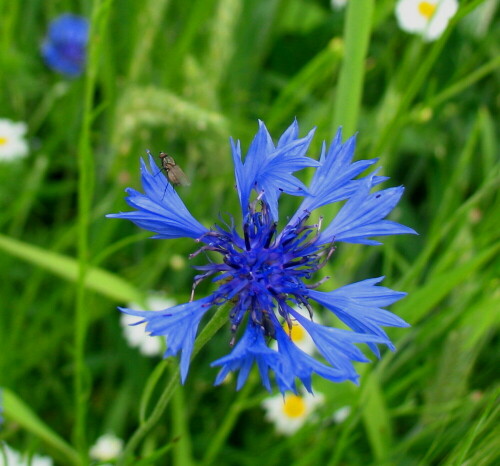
[108,120,416,393]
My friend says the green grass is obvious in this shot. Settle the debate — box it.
[0,0,499,465]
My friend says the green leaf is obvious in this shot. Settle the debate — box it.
[0,233,143,304]
[3,388,81,465]
[332,0,374,137]
[396,243,500,324]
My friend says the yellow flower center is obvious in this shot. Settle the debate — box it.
[283,395,307,418]
[418,1,436,19]
[0,136,8,145]
[289,322,306,343]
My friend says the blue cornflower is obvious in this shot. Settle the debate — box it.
[108,120,416,394]
[42,14,89,77]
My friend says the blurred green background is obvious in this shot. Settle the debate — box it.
[0,0,499,465]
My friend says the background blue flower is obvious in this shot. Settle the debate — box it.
[109,121,416,394]
[41,13,89,77]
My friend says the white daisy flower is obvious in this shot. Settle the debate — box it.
[271,306,322,355]
[0,443,53,466]
[121,293,176,356]
[395,0,459,41]
[262,390,325,435]
[331,0,348,10]
[89,433,123,462]
[0,119,29,161]
[332,405,351,424]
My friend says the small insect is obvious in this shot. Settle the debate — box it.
[158,152,191,187]
[261,310,276,339]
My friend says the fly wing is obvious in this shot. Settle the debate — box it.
[167,165,191,186]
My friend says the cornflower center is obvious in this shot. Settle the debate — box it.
[190,199,334,344]
[418,1,437,19]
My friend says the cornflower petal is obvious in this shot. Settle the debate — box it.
[288,308,389,373]
[309,277,409,357]
[274,324,357,394]
[211,322,291,392]
[318,174,417,245]
[288,129,387,226]
[231,120,274,216]
[276,118,300,147]
[231,120,319,220]
[119,296,212,382]
[107,155,208,239]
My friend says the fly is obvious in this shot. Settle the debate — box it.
[261,310,276,339]
[159,152,191,187]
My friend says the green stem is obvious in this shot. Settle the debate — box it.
[370,0,486,157]
[398,169,499,290]
[127,0,171,82]
[425,55,500,109]
[118,303,229,465]
[200,379,255,465]
[74,0,113,458]
[268,39,342,131]
[332,0,374,137]
[172,386,193,466]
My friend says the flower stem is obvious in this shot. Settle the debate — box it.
[74,0,113,459]
[118,303,229,465]
[200,378,255,465]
